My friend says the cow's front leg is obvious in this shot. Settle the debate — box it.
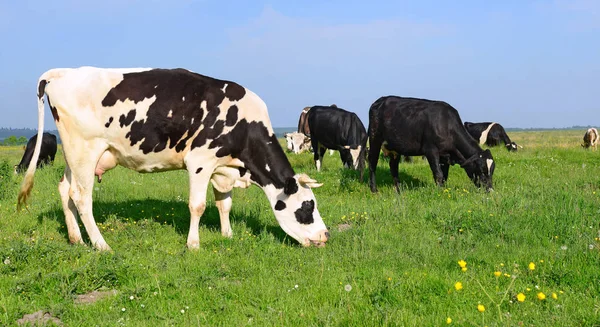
[187,169,211,250]
[214,188,233,238]
[424,151,444,187]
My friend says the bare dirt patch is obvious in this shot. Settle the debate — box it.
[17,311,62,326]
[74,289,118,305]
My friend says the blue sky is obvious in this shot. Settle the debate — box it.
[1,0,598,129]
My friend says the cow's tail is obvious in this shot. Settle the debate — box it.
[17,69,65,211]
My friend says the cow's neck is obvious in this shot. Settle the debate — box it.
[454,131,482,162]
[238,134,296,190]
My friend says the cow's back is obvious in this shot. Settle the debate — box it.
[308,106,366,149]
[45,67,272,172]
[372,96,463,154]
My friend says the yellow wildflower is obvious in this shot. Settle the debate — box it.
[458,260,467,268]
[477,304,485,312]
[454,282,463,291]
[552,292,558,300]
[528,262,535,270]
[517,293,526,302]
[461,267,468,272]
[493,271,501,277]
[446,317,452,324]
[537,292,546,300]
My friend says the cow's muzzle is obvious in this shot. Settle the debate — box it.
[304,229,329,248]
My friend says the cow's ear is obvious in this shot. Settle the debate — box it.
[298,174,323,188]
[284,177,299,195]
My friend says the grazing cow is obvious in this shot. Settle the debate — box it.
[284,132,311,154]
[463,122,518,151]
[298,105,336,156]
[15,132,57,173]
[18,67,329,251]
[307,105,367,177]
[368,96,495,193]
[582,128,598,150]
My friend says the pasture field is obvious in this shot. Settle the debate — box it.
[0,129,599,326]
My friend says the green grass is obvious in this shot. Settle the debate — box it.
[0,130,599,326]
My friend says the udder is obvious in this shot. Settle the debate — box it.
[95,151,118,183]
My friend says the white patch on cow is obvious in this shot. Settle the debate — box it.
[154,85,158,89]
[486,159,493,172]
[265,164,271,172]
[167,110,173,118]
[511,144,517,149]
[316,159,322,171]
[479,123,497,145]
[350,146,362,169]
[221,83,228,93]
[182,96,185,101]
[191,117,194,125]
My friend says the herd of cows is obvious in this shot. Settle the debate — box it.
[10,67,599,250]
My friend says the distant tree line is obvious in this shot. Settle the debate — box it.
[2,136,28,146]
[0,128,61,146]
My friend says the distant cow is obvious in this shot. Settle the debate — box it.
[368,96,495,193]
[464,122,518,151]
[307,105,367,178]
[582,128,598,150]
[284,132,311,154]
[18,67,329,251]
[15,132,57,173]
[297,104,337,137]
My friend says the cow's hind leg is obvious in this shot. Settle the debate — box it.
[214,188,233,238]
[440,156,451,185]
[58,165,83,245]
[186,166,213,249]
[66,144,111,251]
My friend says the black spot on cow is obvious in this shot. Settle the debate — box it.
[47,96,60,122]
[226,105,238,127]
[294,200,315,224]
[119,109,136,127]
[223,82,246,101]
[210,119,295,188]
[196,167,203,174]
[37,79,47,99]
[238,167,247,177]
[274,200,286,211]
[101,69,245,155]
[283,177,298,195]
[105,117,114,128]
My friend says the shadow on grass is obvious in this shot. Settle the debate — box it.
[37,198,293,247]
[339,165,429,192]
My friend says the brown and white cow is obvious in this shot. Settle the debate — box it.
[582,128,598,150]
[284,132,311,154]
[18,67,329,251]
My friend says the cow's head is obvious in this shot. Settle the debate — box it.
[506,142,518,152]
[462,149,495,191]
[271,174,329,247]
[340,145,365,170]
[284,133,294,152]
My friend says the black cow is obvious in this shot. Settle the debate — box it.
[15,132,57,173]
[368,96,495,193]
[307,105,367,178]
[463,122,518,151]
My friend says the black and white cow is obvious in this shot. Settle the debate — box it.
[15,132,57,173]
[368,96,495,193]
[582,127,598,150]
[463,122,519,152]
[284,132,311,154]
[18,67,329,251]
[307,105,367,178]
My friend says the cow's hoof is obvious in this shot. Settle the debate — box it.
[186,242,200,250]
[221,230,233,238]
[94,242,112,252]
